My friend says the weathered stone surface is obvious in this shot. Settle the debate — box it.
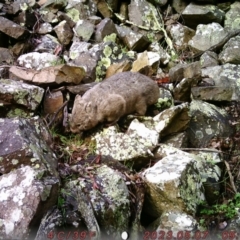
[40,11,58,23]
[33,34,61,53]
[162,132,188,148]
[200,51,219,68]
[219,36,240,64]
[17,52,61,70]
[94,119,159,165]
[148,211,198,236]
[0,47,13,64]
[201,63,240,101]
[0,79,44,116]
[0,165,59,239]
[0,16,30,39]
[188,23,228,53]
[65,164,130,237]
[173,77,199,102]
[148,0,167,6]
[169,23,195,51]
[35,207,63,240]
[32,64,86,85]
[117,25,150,52]
[224,1,240,30]
[66,82,97,95]
[40,0,67,13]
[169,61,201,82]
[0,117,58,175]
[105,59,132,78]
[69,41,92,60]
[187,100,233,148]
[65,0,97,20]
[95,0,114,18]
[128,0,163,30]
[191,86,233,102]
[93,41,135,82]
[153,103,189,137]
[191,151,222,205]
[74,19,95,42]
[172,0,188,13]
[182,3,225,29]
[142,147,205,216]
[148,42,170,65]
[72,52,97,83]
[94,18,118,43]
[37,22,53,34]
[54,20,73,45]
[131,51,160,75]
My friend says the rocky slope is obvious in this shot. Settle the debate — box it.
[0,0,240,239]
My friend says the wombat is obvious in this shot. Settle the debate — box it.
[69,71,160,133]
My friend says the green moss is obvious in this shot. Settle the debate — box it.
[103,33,117,43]
[66,8,80,22]
[103,45,113,58]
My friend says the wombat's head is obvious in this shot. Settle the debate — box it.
[69,95,97,133]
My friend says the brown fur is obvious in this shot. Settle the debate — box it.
[69,72,159,133]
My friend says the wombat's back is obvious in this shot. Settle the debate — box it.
[83,71,159,106]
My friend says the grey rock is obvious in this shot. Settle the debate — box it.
[0,79,44,116]
[187,100,233,148]
[65,0,97,20]
[37,23,53,34]
[71,52,97,83]
[69,41,92,60]
[0,16,30,39]
[33,34,61,53]
[192,151,222,205]
[0,117,58,175]
[94,120,159,165]
[74,19,95,42]
[116,25,150,52]
[182,3,225,29]
[201,63,240,101]
[0,165,59,239]
[169,23,195,51]
[191,86,233,102]
[54,20,73,45]
[142,147,205,216]
[224,1,240,30]
[188,23,228,53]
[17,52,61,70]
[154,103,189,137]
[65,164,130,237]
[0,47,13,64]
[148,211,198,236]
[169,61,201,83]
[172,0,188,13]
[94,18,118,43]
[219,35,240,64]
[128,0,163,30]
[200,51,219,68]
[40,0,67,13]
[162,132,188,148]
[173,77,199,102]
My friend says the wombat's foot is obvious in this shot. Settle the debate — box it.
[135,99,147,115]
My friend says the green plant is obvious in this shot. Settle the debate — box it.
[199,193,240,220]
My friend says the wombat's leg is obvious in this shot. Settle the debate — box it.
[99,94,126,125]
[135,99,147,115]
